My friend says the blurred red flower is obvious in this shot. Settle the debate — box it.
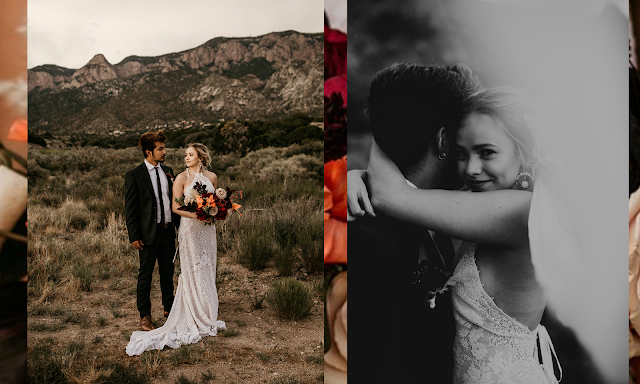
[324,156,347,264]
[324,26,347,79]
[324,74,347,107]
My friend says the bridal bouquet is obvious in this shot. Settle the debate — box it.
[324,10,347,384]
[175,182,242,225]
[324,16,347,266]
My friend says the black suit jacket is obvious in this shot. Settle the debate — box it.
[124,162,180,246]
[349,215,455,384]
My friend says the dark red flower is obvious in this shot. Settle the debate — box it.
[325,26,347,79]
[324,75,347,107]
[324,93,347,163]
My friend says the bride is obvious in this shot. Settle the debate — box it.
[349,87,561,383]
[126,143,226,356]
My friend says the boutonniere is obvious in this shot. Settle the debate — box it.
[165,172,174,183]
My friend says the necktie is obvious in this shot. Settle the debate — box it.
[155,167,165,224]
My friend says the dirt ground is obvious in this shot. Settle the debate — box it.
[27,251,324,384]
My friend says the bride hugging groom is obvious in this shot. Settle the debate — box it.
[124,131,226,356]
[348,63,563,383]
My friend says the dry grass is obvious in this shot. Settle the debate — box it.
[27,143,324,383]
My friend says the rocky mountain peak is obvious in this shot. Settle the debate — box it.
[87,54,112,66]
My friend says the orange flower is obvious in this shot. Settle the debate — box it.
[196,196,204,208]
[324,156,347,264]
[8,119,27,142]
[232,203,242,216]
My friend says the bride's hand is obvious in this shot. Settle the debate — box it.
[346,170,375,221]
[367,140,407,210]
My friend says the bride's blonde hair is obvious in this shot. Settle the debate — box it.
[186,143,211,169]
[464,87,538,171]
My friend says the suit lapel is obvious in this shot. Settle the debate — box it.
[138,162,155,198]
[159,164,172,187]
[433,232,455,272]
[411,228,455,272]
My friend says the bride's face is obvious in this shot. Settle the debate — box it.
[455,112,521,192]
[185,147,200,167]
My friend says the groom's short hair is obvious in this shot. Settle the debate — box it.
[139,131,166,157]
[366,63,478,173]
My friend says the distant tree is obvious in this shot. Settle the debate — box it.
[220,120,249,154]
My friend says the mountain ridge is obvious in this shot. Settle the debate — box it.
[28,30,323,136]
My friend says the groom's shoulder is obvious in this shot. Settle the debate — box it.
[125,163,145,180]
[349,215,405,234]
[349,216,413,250]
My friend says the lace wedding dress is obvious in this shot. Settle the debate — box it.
[126,171,226,356]
[449,244,560,384]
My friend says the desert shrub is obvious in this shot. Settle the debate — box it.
[27,339,68,384]
[282,141,323,157]
[61,309,89,327]
[71,262,93,292]
[210,152,241,175]
[59,200,91,231]
[28,160,51,185]
[274,245,296,276]
[171,344,202,366]
[274,219,297,247]
[295,221,323,274]
[299,242,322,274]
[236,225,276,271]
[222,327,240,337]
[266,278,313,320]
[238,147,283,175]
[66,339,86,354]
[98,363,150,384]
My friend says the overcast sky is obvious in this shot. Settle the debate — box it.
[28,0,324,69]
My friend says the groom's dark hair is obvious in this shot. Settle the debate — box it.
[366,63,479,173]
[139,131,166,157]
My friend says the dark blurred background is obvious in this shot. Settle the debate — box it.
[347,0,627,172]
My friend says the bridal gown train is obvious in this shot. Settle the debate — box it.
[126,172,226,356]
[449,244,560,384]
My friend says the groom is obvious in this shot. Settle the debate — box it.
[125,131,180,331]
[348,63,479,383]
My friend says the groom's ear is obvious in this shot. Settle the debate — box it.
[436,127,448,154]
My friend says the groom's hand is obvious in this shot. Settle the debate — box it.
[131,240,144,250]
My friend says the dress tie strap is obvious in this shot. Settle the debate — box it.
[537,325,562,383]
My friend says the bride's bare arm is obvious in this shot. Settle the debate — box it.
[172,173,197,219]
[346,169,376,221]
[368,141,530,247]
[206,171,217,190]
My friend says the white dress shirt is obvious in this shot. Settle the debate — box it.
[144,160,172,224]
